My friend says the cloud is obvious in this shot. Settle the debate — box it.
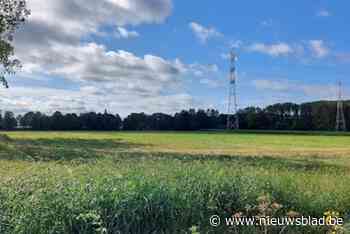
[189,22,223,44]
[229,40,243,49]
[317,10,331,17]
[308,40,329,58]
[251,79,339,100]
[188,63,219,77]
[220,41,243,60]
[29,0,172,33]
[14,0,172,53]
[14,0,174,64]
[245,40,331,60]
[17,41,189,99]
[199,78,222,88]
[7,0,212,115]
[221,53,231,60]
[115,27,139,39]
[18,40,217,84]
[251,79,290,92]
[0,85,194,117]
[247,42,293,57]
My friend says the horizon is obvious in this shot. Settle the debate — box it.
[1,0,350,116]
[1,99,349,118]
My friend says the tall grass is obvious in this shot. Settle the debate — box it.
[0,133,349,233]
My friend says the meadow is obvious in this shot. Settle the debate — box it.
[0,131,350,233]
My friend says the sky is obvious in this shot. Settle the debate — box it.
[1,0,350,116]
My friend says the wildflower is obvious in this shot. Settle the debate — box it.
[271,202,282,210]
[287,211,300,218]
[233,212,243,218]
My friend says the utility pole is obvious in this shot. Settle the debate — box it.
[336,81,347,131]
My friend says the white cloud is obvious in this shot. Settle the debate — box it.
[247,42,293,57]
[229,40,243,49]
[188,63,219,77]
[189,22,222,44]
[220,40,243,60]
[189,64,222,88]
[0,85,194,117]
[115,27,139,39]
[309,40,330,58]
[13,0,172,57]
[246,41,330,59]
[28,0,172,34]
[14,0,174,67]
[221,53,231,60]
[317,10,331,17]
[199,78,222,88]
[252,79,290,92]
[37,43,186,84]
[251,79,339,100]
[8,0,223,115]
[15,40,208,110]
[6,0,214,115]
[12,36,215,115]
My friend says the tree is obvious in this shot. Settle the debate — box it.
[20,111,34,128]
[174,110,190,130]
[114,114,122,130]
[51,111,64,130]
[29,112,47,130]
[2,111,17,130]
[0,111,2,129]
[101,112,122,131]
[0,0,30,87]
[149,113,174,130]
[63,113,81,130]
[123,113,148,130]
[206,109,220,129]
[195,109,210,129]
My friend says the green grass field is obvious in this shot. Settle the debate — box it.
[0,131,350,233]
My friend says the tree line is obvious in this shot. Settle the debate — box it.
[0,100,349,131]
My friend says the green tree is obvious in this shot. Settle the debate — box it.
[51,111,64,130]
[0,0,30,87]
[2,111,17,130]
[123,113,148,130]
[174,110,191,130]
[0,111,2,129]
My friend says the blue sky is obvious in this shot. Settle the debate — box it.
[2,0,350,116]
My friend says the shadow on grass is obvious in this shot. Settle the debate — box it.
[1,136,348,173]
[1,138,150,162]
[15,138,140,149]
[113,151,349,173]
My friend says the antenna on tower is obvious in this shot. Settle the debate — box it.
[226,49,239,130]
[336,81,347,131]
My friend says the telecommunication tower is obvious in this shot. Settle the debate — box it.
[336,81,347,131]
[226,50,239,130]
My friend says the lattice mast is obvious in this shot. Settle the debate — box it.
[336,81,347,131]
[226,50,239,130]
